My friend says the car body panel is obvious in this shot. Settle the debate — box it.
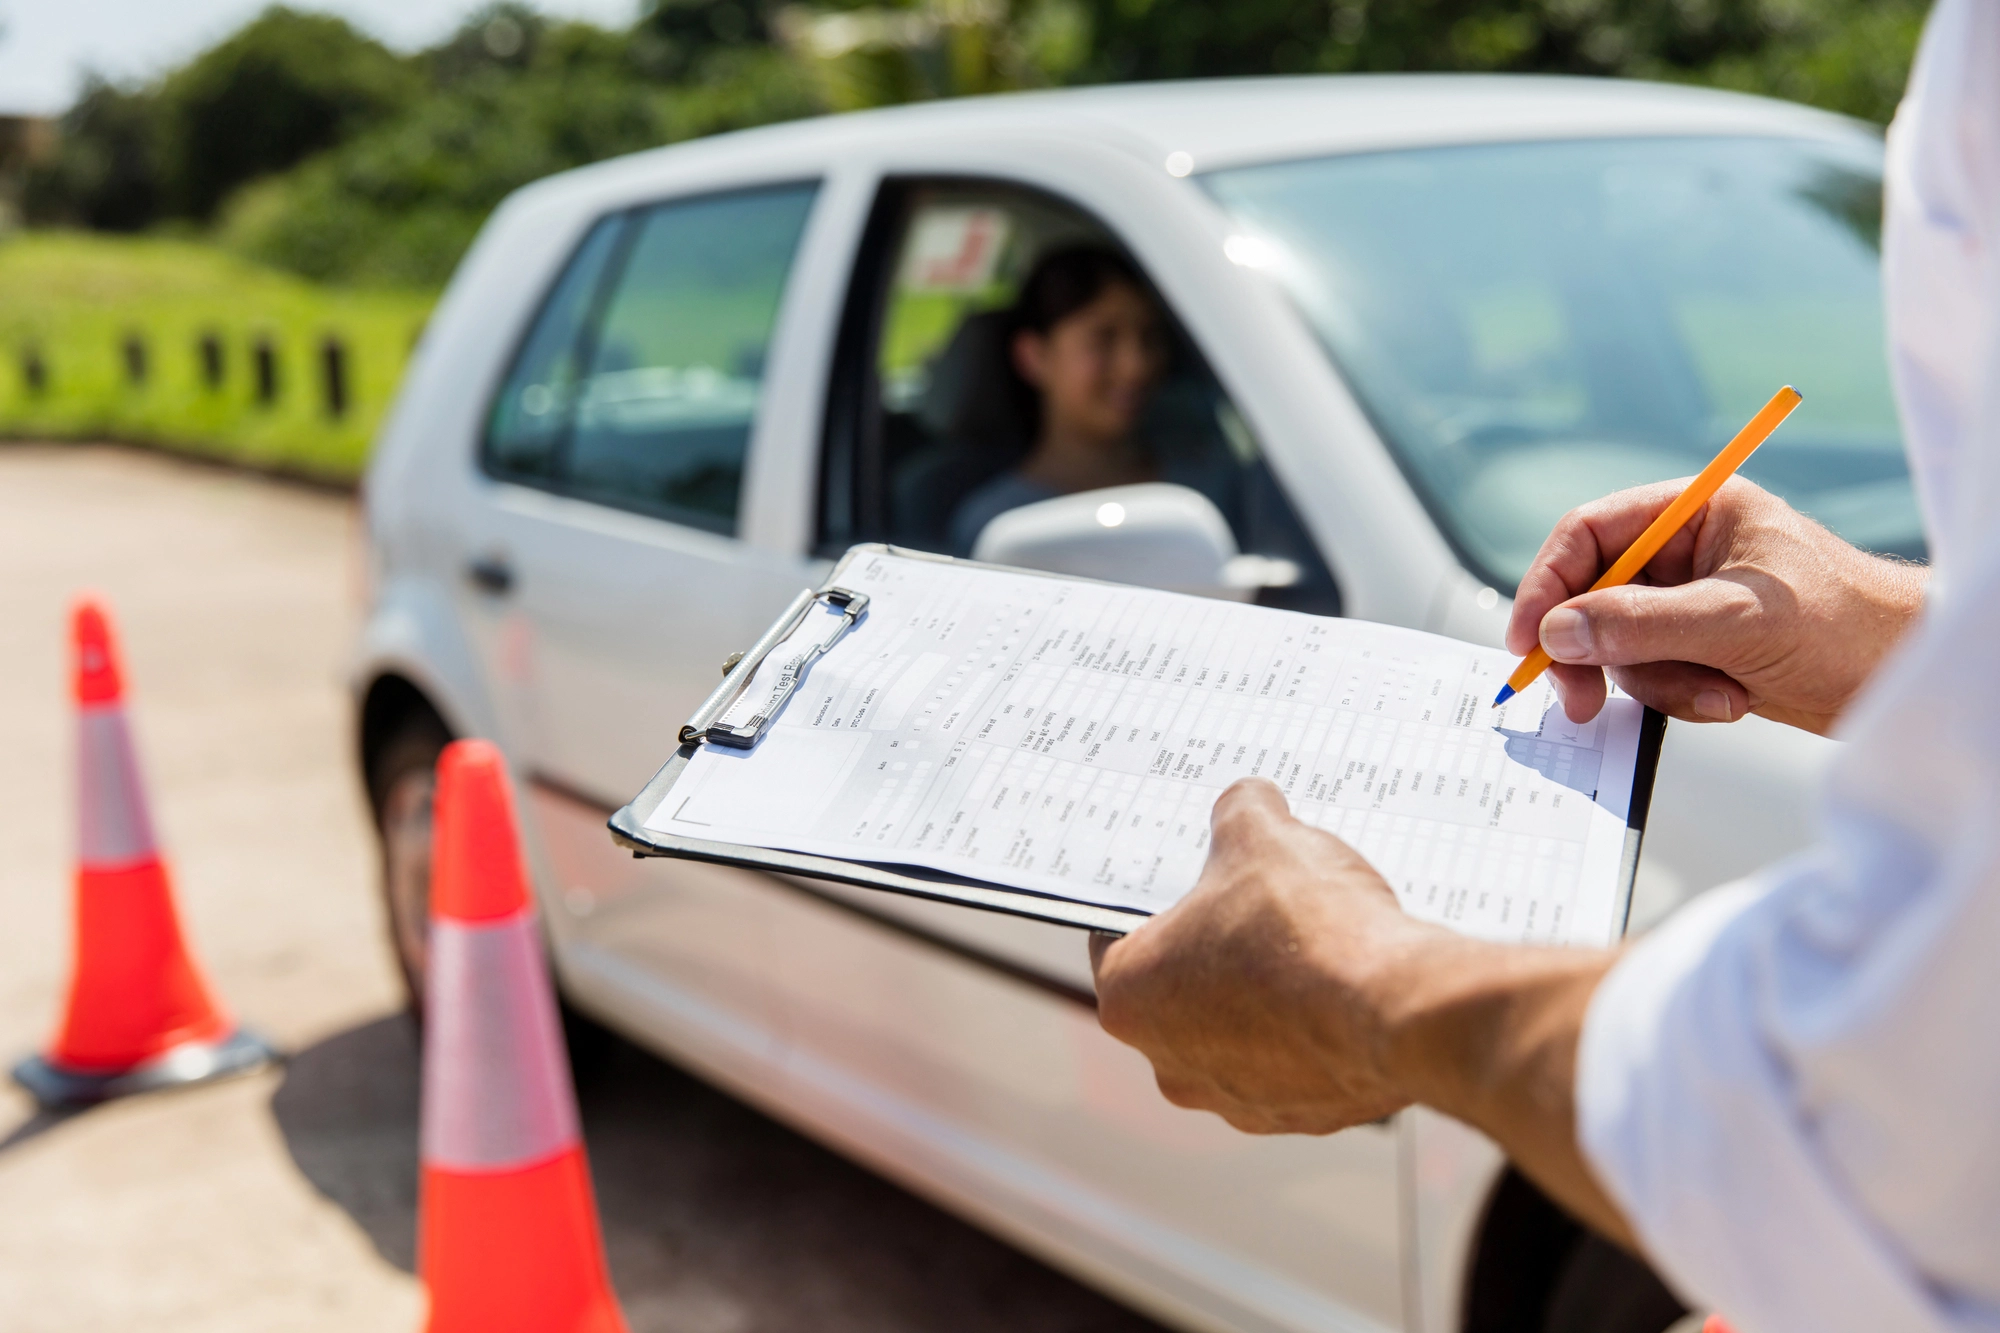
[769,882,1405,1325]
[350,571,496,744]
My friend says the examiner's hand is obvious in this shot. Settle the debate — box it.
[1090,779,1633,1242]
[1088,779,1422,1134]
[1508,477,1927,733]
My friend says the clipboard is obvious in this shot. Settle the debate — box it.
[609,544,1668,938]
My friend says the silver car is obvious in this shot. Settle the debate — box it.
[353,74,1910,1333]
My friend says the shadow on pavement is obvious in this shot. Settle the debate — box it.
[0,1105,81,1155]
[273,1012,1163,1333]
[269,1014,423,1270]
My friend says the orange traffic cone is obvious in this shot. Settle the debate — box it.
[12,599,276,1108]
[418,739,628,1333]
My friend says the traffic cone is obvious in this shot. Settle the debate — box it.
[418,739,628,1333]
[12,599,276,1108]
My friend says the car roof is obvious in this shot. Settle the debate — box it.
[863,74,1865,162]
[545,73,1877,202]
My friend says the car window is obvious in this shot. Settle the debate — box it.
[822,180,1340,615]
[1205,136,1917,589]
[483,182,819,535]
[484,214,628,484]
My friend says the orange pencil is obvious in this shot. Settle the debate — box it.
[1493,385,1803,707]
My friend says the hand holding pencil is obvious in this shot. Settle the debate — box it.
[1496,385,1803,707]
[1495,386,1804,709]
[1502,393,1929,734]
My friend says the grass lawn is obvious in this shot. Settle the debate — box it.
[0,231,438,484]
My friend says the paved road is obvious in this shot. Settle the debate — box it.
[0,444,1164,1333]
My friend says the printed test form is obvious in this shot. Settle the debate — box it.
[644,552,1654,947]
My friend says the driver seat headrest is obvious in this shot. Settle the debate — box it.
[915,309,1029,451]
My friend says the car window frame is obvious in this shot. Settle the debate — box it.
[817,174,1185,554]
[824,175,1170,556]
[814,172,1344,615]
[815,176,911,555]
[479,177,825,539]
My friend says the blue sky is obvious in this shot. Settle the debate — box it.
[0,0,641,116]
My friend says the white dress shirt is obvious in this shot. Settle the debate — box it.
[1575,1,2000,1328]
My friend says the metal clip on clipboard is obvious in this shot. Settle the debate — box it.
[678,586,869,749]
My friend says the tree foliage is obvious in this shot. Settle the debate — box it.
[24,7,416,229]
[1068,0,1926,124]
[778,0,1090,109]
[158,8,420,218]
[221,7,815,285]
[21,80,166,231]
[20,0,1930,286]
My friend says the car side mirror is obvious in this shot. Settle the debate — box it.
[969,482,1299,599]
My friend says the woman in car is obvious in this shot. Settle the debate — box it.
[948,247,1175,556]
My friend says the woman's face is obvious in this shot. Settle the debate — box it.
[1013,281,1168,445]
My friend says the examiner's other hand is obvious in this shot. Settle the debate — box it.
[1089,779,1633,1243]
[1508,477,1926,733]
[1088,779,1421,1134]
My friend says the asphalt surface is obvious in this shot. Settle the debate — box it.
[0,444,1164,1333]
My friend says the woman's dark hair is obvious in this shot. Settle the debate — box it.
[899,244,1159,544]
[986,245,1156,446]
[1010,245,1152,337]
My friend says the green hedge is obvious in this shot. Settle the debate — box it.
[0,231,435,483]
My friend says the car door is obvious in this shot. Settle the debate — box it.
[757,173,1409,1332]
[456,181,827,1062]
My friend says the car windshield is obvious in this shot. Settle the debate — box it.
[1204,135,1917,591]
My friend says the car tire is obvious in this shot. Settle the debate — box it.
[365,709,619,1081]
[1542,1233,1689,1333]
[368,711,451,1016]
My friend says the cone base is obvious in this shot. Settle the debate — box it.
[12,1027,279,1108]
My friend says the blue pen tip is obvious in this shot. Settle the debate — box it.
[1492,684,1515,708]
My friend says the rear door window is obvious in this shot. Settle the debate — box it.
[483,182,820,535]
[485,215,626,484]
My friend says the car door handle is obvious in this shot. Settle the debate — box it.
[465,554,515,596]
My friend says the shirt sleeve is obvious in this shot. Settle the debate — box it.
[1881,0,2000,577]
[1575,2,2000,1325]
[1576,860,1996,1332]
[1575,468,2000,1331]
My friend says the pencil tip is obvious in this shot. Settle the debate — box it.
[1492,685,1515,707]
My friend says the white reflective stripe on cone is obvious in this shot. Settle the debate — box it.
[78,707,158,868]
[420,909,580,1172]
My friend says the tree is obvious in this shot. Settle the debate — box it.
[635,0,782,80]
[1066,0,1925,124]
[157,6,419,220]
[29,0,1928,289]
[222,11,815,285]
[777,0,1088,109]
[20,79,165,230]
[425,3,549,85]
